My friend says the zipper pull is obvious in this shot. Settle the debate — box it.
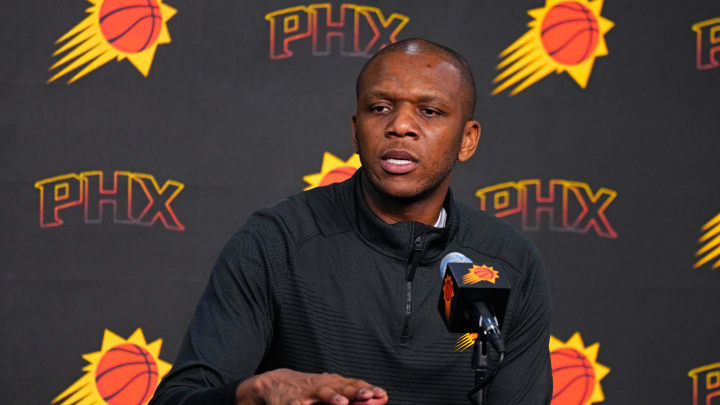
[406,235,423,281]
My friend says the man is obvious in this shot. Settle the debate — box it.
[150,38,552,405]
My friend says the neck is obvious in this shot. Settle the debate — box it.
[360,171,449,226]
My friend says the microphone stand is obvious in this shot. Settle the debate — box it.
[468,331,488,405]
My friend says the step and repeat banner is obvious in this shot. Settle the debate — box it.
[2,0,719,404]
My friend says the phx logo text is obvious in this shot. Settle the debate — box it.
[688,363,720,405]
[692,17,720,70]
[35,171,185,231]
[476,179,617,239]
[265,4,409,59]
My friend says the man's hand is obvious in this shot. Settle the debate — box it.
[236,369,389,405]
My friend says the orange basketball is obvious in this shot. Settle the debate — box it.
[540,1,599,65]
[472,266,494,280]
[318,166,357,187]
[99,0,163,53]
[95,343,159,405]
[550,348,595,405]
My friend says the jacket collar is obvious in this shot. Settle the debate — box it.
[339,167,459,263]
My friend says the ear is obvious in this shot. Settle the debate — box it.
[457,120,481,162]
[351,115,359,153]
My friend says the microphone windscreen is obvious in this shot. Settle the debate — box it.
[439,252,472,278]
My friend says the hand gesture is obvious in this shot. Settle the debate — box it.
[236,368,389,405]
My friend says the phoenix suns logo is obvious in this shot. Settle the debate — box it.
[49,0,176,84]
[493,0,614,95]
[694,212,720,270]
[303,152,361,190]
[442,274,454,321]
[462,265,499,285]
[549,332,609,405]
[53,328,171,405]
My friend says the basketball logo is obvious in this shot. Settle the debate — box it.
[53,328,172,405]
[551,348,595,404]
[48,0,177,84]
[540,2,599,65]
[99,0,163,53]
[549,332,610,405]
[318,167,358,187]
[95,344,159,405]
[303,152,361,190]
[462,264,500,285]
[492,0,614,95]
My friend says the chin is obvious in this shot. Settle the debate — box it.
[373,177,431,202]
[361,160,441,202]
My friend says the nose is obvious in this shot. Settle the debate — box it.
[386,104,419,138]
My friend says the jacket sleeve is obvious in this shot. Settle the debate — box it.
[149,208,290,405]
[487,242,553,404]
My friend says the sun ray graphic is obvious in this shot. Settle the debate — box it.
[454,332,479,352]
[52,328,172,405]
[694,212,720,269]
[493,0,614,96]
[303,152,361,190]
[48,0,176,84]
[549,332,610,404]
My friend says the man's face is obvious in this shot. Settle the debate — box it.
[353,51,475,201]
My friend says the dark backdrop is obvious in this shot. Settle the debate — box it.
[2,0,719,404]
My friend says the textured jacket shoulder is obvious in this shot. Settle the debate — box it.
[453,200,538,277]
[258,183,354,247]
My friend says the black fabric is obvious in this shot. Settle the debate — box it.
[149,168,552,405]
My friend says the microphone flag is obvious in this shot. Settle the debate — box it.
[438,262,511,333]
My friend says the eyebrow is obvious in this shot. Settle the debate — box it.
[363,89,451,107]
[363,90,394,100]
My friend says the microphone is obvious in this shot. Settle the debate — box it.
[437,252,510,355]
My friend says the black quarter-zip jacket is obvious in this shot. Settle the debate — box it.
[150,168,552,405]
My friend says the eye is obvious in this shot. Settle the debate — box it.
[370,105,391,114]
[421,107,442,117]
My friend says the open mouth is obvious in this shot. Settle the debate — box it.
[380,150,418,174]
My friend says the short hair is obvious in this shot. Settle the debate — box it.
[355,38,477,121]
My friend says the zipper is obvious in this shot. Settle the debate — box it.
[400,235,423,340]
